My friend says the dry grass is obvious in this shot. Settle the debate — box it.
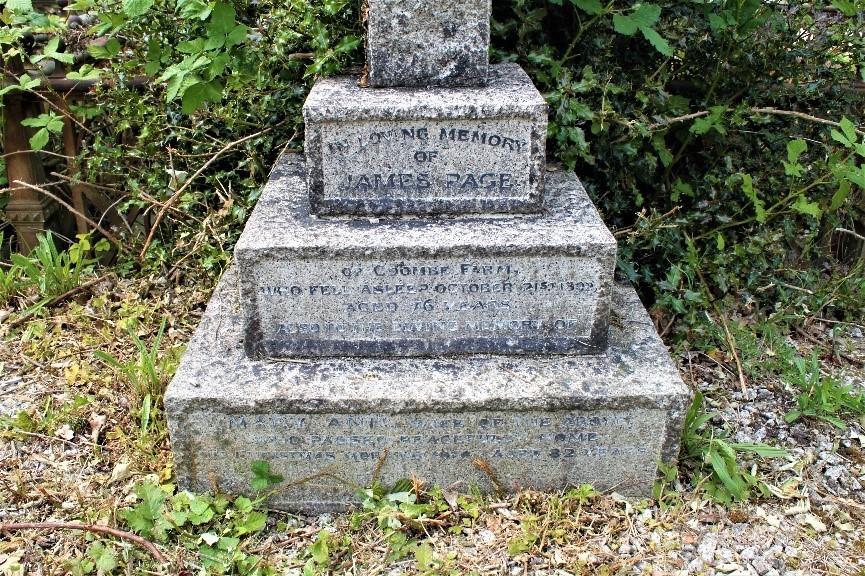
[1,270,864,575]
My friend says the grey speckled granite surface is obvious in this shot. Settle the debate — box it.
[235,154,616,358]
[366,0,490,87]
[165,266,690,513]
[303,64,547,216]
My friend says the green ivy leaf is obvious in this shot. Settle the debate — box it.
[572,0,602,15]
[122,0,154,18]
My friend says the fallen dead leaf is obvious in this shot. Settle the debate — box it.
[108,459,134,485]
[89,412,107,443]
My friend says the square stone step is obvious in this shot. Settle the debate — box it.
[366,0,490,88]
[302,64,547,216]
[234,154,616,359]
[165,266,690,513]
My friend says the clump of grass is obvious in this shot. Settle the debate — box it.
[785,351,865,428]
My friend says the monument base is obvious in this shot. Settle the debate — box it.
[166,268,690,513]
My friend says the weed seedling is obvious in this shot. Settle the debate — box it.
[679,392,789,504]
[785,352,865,428]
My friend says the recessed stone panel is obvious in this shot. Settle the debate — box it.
[303,64,547,216]
[234,154,616,358]
[366,0,490,88]
[165,266,691,512]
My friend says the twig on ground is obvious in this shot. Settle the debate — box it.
[717,310,748,395]
[693,262,748,394]
[0,522,167,565]
[794,325,864,366]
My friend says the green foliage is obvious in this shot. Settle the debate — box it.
[120,480,274,574]
[250,459,284,492]
[8,233,108,312]
[348,479,450,565]
[785,352,865,429]
[493,0,864,335]
[94,317,182,443]
[0,393,92,439]
[679,392,789,505]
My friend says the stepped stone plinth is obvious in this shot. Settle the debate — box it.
[165,0,689,511]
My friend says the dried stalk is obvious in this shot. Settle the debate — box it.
[139,127,275,258]
[0,522,167,565]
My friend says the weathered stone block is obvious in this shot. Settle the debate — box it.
[366,0,490,87]
[165,266,690,513]
[234,154,616,358]
[302,64,547,216]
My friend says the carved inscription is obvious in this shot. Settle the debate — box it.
[319,120,534,201]
[203,410,661,472]
[254,256,601,345]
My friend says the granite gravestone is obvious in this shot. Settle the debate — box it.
[165,0,690,512]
